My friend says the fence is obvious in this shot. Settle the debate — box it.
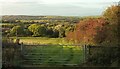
[2,43,85,67]
[2,43,120,67]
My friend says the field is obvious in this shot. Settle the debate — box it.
[5,37,84,67]
[10,37,74,45]
[20,45,84,67]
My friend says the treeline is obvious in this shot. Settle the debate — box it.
[2,16,80,38]
[1,15,80,24]
[2,15,99,38]
[2,23,75,38]
[1,16,79,38]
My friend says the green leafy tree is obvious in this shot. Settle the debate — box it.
[53,30,59,38]
[24,29,32,36]
[59,28,65,38]
[28,24,37,34]
[10,26,25,36]
[38,26,47,36]
[28,24,47,37]
[46,28,54,37]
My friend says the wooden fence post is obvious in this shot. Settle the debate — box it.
[83,45,91,63]
[21,42,24,55]
[83,45,87,63]
[86,45,90,61]
[21,42,23,51]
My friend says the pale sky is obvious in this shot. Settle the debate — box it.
[0,0,119,16]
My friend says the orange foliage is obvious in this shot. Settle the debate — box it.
[66,18,108,44]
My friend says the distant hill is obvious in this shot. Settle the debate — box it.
[1,15,82,24]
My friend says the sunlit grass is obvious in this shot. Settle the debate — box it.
[10,37,74,45]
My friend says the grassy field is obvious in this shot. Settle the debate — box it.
[21,45,84,67]
[10,37,74,45]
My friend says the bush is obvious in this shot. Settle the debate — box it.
[87,46,120,66]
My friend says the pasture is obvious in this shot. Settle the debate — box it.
[10,37,74,45]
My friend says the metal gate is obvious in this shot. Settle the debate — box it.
[3,44,120,67]
[20,44,85,67]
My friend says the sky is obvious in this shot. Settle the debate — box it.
[0,0,119,16]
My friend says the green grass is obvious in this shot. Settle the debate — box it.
[3,37,84,67]
[10,37,74,45]
[21,45,84,66]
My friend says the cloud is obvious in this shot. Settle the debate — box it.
[0,0,119,3]
[0,1,117,16]
[0,0,37,2]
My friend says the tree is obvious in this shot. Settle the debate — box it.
[46,28,54,37]
[28,24,38,34]
[66,18,108,45]
[24,29,32,36]
[38,26,47,36]
[102,5,120,45]
[66,5,120,45]
[59,28,65,38]
[28,24,40,36]
[53,30,59,38]
[103,5,119,25]
[10,26,25,36]
[28,24,47,37]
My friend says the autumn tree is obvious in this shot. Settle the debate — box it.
[103,5,119,24]
[66,5,120,45]
[66,18,108,45]
[102,5,120,45]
